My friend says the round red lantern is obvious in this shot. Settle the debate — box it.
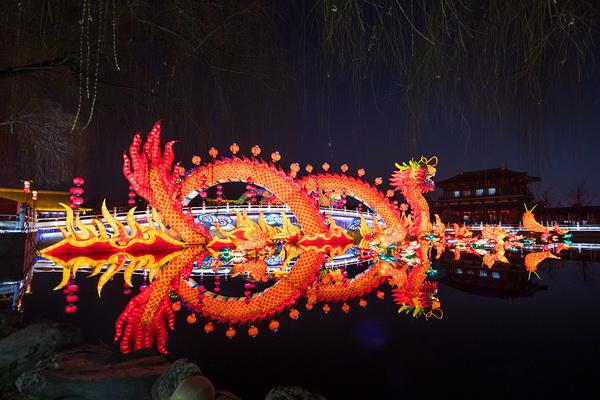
[230,143,240,155]
[251,145,261,157]
[73,177,85,185]
[208,147,219,158]
[271,151,281,162]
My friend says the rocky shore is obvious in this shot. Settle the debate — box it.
[0,310,326,400]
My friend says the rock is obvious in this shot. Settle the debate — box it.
[15,345,169,400]
[0,309,23,340]
[265,386,327,400]
[152,358,203,400]
[0,322,81,373]
[169,375,215,400]
[216,389,241,400]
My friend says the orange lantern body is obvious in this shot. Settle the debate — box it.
[322,304,330,313]
[340,164,349,173]
[289,309,300,320]
[192,155,201,165]
[357,168,365,177]
[172,301,181,311]
[290,163,300,172]
[187,313,197,324]
[359,299,367,308]
[269,320,280,332]
[251,145,261,157]
[322,163,330,171]
[209,147,219,158]
[271,151,281,162]
[342,303,350,313]
[204,322,214,334]
[248,325,258,337]
[230,143,240,154]
[225,327,236,339]
[305,164,313,173]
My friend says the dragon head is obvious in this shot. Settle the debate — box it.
[389,156,437,194]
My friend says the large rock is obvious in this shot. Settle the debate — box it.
[216,390,241,400]
[169,375,215,400]
[265,386,327,400]
[15,345,169,400]
[0,309,22,340]
[0,322,81,372]
[152,358,203,400]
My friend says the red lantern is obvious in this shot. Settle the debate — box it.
[225,327,236,339]
[204,322,214,334]
[322,163,330,172]
[271,151,281,162]
[187,313,197,324]
[269,320,279,332]
[66,294,78,303]
[374,177,383,185]
[357,168,365,177]
[65,305,77,313]
[248,325,259,337]
[70,187,84,195]
[377,291,385,299]
[251,145,261,157]
[359,298,367,308]
[192,155,201,165]
[230,143,240,155]
[72,196,84,205]
[172,301,181,311]
[128,198,136,206]
[290,163,300,172]
[305,303,314,310]
[128,191,136,198]
[289,309,300,320]
[73,177,85,185]
[340,164,349,173]
[342,303,350,313]
[305,164,313,174]
[208,147,219,158]
[23,181,31,193]
[386,189,395,197]
[31,191,38,201]
[322,304,331,314]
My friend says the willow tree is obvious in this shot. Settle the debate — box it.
[1,0,598,189]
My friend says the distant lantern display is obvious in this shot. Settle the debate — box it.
[70,177,85,209]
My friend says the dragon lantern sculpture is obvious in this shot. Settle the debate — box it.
[39,122,566,354]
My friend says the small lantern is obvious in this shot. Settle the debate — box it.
[192,155,201,165]
[271,151,281,162]
[357,168,365,177]
[23,180,31,193]
[340,164,349,173]
[230,143,240,155]
[269,319,279,332]
[31,191,38,201]
[251,145,261,157]
[374,177,383,185]
[305,164,313,174]
[290,163,300,172]
[322,163,330,172]
[208,147,219,158]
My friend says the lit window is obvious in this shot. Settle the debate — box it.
[492,271,500,279]
[463,190,472,197]
[479,270,488,277]
[453,191,460,198]
[475,189,484,196]
[457,268,463,274]
[488,188,496,195]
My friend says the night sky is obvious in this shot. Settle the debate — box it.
[1,2,599,206]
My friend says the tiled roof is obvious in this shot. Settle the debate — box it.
[437,167,540,187]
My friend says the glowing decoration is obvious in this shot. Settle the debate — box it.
[225,326,236,339]
[251,145,261,157]
[305,164,313,173]
[23,180,31,193]
[340,164,349,173]
[192,155,201,165]
[31,190,38,201]
[209,147,219,158]
[229,143,240,155]
[248,325,258,337]
[43,121,564,355]
[374,177,383,185]
[271,151,281,162]
[289,309,300,320]
[70,177,85,209]
[322,163,330,172]
[357,168,365,177]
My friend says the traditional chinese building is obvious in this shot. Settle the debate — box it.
[435,165,540,224]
